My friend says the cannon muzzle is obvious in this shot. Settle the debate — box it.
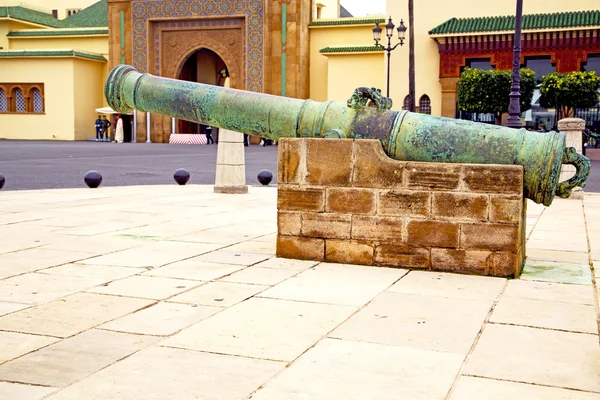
[105,64,590,206]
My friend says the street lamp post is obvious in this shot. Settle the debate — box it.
[373,17,407,99]
[506,0,524,128]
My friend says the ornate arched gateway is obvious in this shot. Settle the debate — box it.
[108,0,311,143]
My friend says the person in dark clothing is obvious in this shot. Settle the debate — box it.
[205,126,214,144]
[95,116,102,141]
[243,133,249,147]
[101,116,111,142]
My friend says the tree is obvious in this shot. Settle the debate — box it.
[539,71,600,120]
[457,68,536,125]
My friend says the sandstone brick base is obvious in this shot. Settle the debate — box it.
[276,138,527,278]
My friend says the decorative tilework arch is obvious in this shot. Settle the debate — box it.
[29,86,44,113]
[0,88,7,112]
[12,87,26,113]
[169,36,242,89]
[403,95,410,110]
[419,95,431,115]
[131,0,264,92]
[0,83,44,113]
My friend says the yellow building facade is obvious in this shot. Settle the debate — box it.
[0,1,109,140]
[0,0,599,142]
[387,0,600,117]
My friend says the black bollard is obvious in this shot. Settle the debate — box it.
[84,170,103,188]
[0,173,5,190]
[257,170,273,185]
[174,168,190,185]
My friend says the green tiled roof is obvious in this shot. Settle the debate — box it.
[0,6,70,28]
[64,0,108,27]
[0,0,107,28]
[8,28,108,37]
[320,46,384,54]
[0,50,107,61]
[309,17,385,27]
[429,10,600,35]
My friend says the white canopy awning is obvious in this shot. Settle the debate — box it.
[95,107,133,115]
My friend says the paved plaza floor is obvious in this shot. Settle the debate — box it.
[0,185,598,399]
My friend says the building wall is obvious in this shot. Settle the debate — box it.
[109,0,312,143]
[314,0,339,19]
[13,0,98,20]
[387,0,598,116]
[0,58,75,140]
[325,53,384,103]
[0,21,40,50]
[8,36,109,55]
[73,58,106,140]
[309,24,381,102]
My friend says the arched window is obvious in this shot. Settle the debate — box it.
[0,88,7,112]
[419,95,431,115]
[14,88,26,112]
[32,88,44,113]
[403,95,410,110]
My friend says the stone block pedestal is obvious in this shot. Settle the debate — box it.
[276,138,527,278]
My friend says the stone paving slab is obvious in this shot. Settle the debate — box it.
[44,346,285,400]
[0,292,154,338]
[330,291,494,354]
[85,275,203,300]
[251,338,464,400]
[0,302,29,317]
[449,376,600,400]
[0,382,56,400]
[163,297,357,362]
[0,329,158,387]
[0,186,597,399]
[463,324,600,393]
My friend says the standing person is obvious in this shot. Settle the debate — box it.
[205,126,214,144]
[115,114,124,144]
[243,133,249,147]
[94,115,102,141]
[101,116,111,142]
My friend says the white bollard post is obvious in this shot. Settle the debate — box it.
[146,112,151,143]
[214,77,248,194]
[133,111,137,143]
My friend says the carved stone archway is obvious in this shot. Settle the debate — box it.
[167,33,243,90]
[148,18,245,141]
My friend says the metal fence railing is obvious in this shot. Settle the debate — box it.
[455,111,497,125]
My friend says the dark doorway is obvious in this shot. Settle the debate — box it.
[123,115,132,142]
[177,48,228,135]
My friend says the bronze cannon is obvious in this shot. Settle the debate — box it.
[105,64,590,206]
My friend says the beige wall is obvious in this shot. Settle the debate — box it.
[0,58,75,140]
[309,23,381,101]
[326,53,384,102]
[314,0,339,19]
[0,20,41,49]
[73,58,105,140]
[9,36,109,56]
[5,0,98,20]
[387,0,599,116]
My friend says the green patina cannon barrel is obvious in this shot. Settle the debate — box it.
[105,64,590,206]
